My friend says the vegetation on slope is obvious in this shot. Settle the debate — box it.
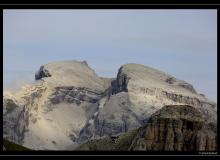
[76,128,139,151]
[3,139,31,151]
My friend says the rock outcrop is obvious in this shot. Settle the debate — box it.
[35,66,52,80]
[115,66,130,93]
[77,105,216,151]
[129,105,217,151]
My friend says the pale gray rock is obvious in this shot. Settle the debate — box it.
[3,61,217,150]
[78,63,216,144]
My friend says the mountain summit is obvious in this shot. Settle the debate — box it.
[3,60,217,150]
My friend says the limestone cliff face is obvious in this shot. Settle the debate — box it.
[3,83,47,144]
[129,105,217,151]
[79,63,216,144]
[115,64,216,123]
[3,61,111,150]
[3,61,217,150]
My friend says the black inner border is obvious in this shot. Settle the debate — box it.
[0,4,219,156]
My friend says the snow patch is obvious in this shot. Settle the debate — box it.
[88,119,94,124]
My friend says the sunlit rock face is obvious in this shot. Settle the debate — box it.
[129,105,217,151]
[79,63,216,144]
[3,61,216,150]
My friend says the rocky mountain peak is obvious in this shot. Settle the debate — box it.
[116,63,197,95]
[3,61,217,151]
[35,60,96,79]
[34,60,106,90]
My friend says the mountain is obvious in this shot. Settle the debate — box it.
[3,60,217,150]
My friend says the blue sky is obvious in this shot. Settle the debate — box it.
[3,9,217,102]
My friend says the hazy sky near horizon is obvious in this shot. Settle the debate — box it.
[3,9,217,101]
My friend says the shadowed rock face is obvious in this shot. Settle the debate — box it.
[35,66,52,80]
[115,66,130,93]
[129,105,217,151]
